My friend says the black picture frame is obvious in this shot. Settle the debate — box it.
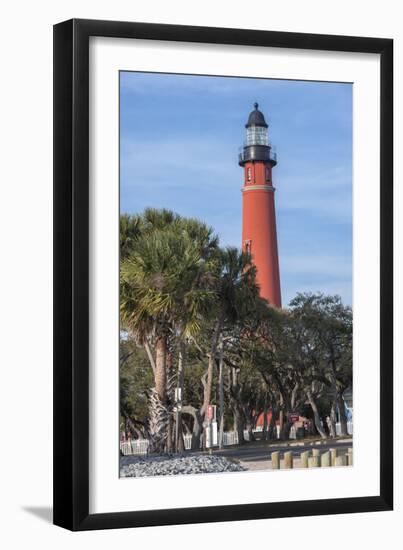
[53,18,393,531]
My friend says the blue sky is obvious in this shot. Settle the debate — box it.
[120,72,352,307]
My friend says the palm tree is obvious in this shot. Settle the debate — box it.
[120,214,142,260]
[120,210,218,452]
[200,247,260,448]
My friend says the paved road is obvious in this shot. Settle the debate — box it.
[210,439,353,463]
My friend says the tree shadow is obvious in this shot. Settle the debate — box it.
[22,506,53,524]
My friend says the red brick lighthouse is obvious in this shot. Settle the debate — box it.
[239,103,281,307]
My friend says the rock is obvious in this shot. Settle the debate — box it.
[120,453,245,478]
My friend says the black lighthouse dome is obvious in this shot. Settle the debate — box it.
[239,102,277,167]
[245,102,268,128]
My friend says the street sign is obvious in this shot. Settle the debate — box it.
[207,404,216,421]
[289,412,299,423]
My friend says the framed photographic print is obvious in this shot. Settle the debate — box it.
[53,19,393,530]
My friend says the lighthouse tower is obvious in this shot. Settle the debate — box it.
[239,103,281,307]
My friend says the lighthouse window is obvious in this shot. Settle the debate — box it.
[246,126,269,146]
[247,167,251,182]
[266,167,271,182]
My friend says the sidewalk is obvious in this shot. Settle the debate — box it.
[234,438,353,472]
[210,434,353,454]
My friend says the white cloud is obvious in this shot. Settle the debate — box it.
[121,136,239,189]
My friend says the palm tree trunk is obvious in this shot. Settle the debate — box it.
[176,341,185,452]
[218,335,225,449]
[166,350,175,453]
[200,319,223,450]
[155,336,167,401]
[202,319,222,417]
[166,414,173,454]
[148,336,169,453]
[148,388,169,453]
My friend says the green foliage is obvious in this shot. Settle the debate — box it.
[119,209,353,443]
[120,210,219,342]
[120,339,153,432]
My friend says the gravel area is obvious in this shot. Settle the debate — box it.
[120,453,246,478]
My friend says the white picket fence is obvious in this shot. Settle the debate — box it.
[336,421,353,435]
[184,431,241,449]
[120,423,353,456]
[183,434,192,450]
[120,431,241,456]
[223,431,239,446]
[120,439,149,456]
